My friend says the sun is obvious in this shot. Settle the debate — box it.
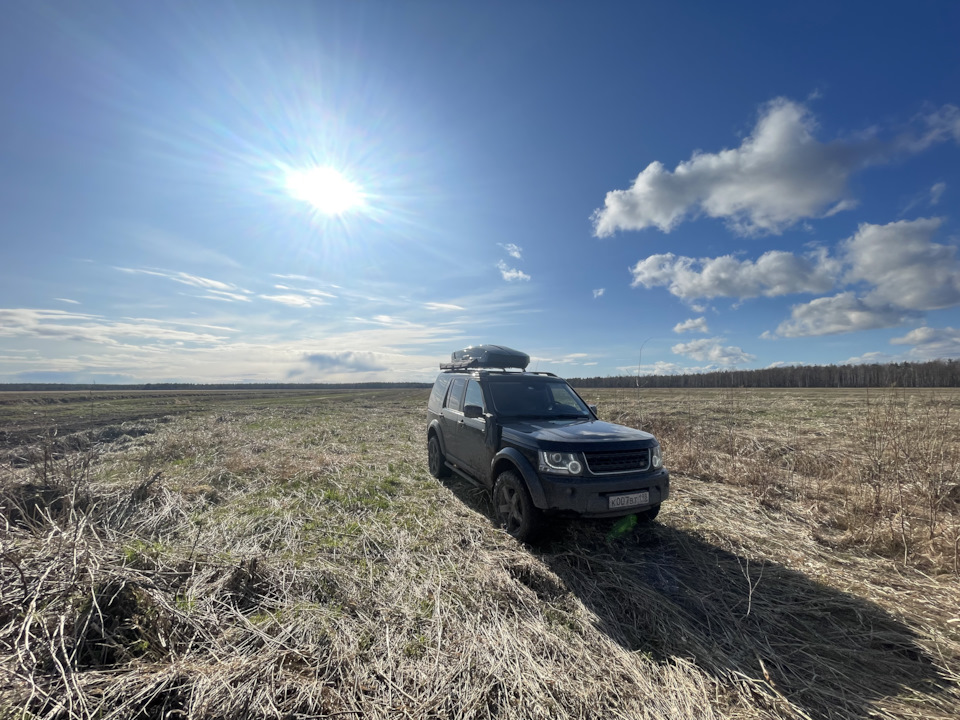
[285,166,364,215]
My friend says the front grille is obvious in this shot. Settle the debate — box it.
[583,449,650,474]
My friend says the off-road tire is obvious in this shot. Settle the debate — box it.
[493,470,542,542]
[428,435,451,478]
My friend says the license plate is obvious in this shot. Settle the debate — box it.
[609,491,649,509]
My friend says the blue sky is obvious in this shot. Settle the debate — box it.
[2,1,959,383]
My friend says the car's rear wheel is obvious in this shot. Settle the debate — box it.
[637,503,661,523]
[428,435,450,478]
[493,470,542,542]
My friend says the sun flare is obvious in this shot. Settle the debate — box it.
[285,166,364,215]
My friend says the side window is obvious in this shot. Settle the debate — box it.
[429,375,452,412]
[463,379,484,411]
[446,377,467,412]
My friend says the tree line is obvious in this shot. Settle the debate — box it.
[569,359,960,389]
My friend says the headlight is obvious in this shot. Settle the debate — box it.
[539,451,583,475]
[651,444,662,469]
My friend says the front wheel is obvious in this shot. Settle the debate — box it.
[636,503,661,523]
[428,435,450,478]
[493,470,542,542]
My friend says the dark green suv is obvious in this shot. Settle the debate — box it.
[426,345,669,541]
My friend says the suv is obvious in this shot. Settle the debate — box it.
[426,345,669,541]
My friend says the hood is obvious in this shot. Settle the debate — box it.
[501,418,656,448]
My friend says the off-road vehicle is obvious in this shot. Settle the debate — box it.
[426,345,669,541]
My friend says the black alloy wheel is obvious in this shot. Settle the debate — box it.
[428,435,450,478]
[493,470,542,542]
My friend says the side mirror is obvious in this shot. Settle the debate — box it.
[463,404,484,419]
[589,404,598,416]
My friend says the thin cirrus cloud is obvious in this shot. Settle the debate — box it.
[930,182,947,206]
[0,308,231,346]
[671,337,755,366]
[498,243,523,259]
[673,317,709,334]
[592,288,605,299]
[115,267,252,302]
[592,98,960,237]
[424,302,465,311]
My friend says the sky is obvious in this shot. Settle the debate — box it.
[1,1,960,384]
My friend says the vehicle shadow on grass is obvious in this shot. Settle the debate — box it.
[438,475,957,719]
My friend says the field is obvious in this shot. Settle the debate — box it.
[1,387,959,719]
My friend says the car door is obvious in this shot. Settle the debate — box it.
[459,379,492,478]
[439,376,468,466]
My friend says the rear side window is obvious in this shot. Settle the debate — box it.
[446,377,467,411]
[428,374,453,412]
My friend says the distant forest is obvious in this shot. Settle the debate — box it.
[2,359,960,392]
[569,359,960,389]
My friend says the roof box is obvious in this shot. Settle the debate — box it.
[441,345,530,370]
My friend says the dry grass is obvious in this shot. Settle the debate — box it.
[1,388,958,719]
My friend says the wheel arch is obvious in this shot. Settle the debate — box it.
[491,447,548,508]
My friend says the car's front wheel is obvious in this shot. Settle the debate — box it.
[493,470,542,542]
[428,435,450,478]
[636,503,661,523]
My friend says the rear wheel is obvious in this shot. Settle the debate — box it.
[428,435,450,478]
[493,470,542,542]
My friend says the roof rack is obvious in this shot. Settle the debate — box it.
[439,344,530,371]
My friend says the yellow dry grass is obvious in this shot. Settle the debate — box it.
[0,387,957,719]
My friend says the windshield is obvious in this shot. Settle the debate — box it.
[488,379,591,419]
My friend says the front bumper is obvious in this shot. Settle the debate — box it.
[537,468,670,517]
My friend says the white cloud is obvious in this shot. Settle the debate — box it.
[631,248,837,300]
[890,326,960,359]
[593,288,605,299]
[54,298,80,305]
[673,317,709,334]
[593,99,960,237]
[116,267,252,302]
[842,351,897,365]
[497,260,530,282]
[843,218,960,311]
[671,337,755,366]
[424,302,465,311]
[930,182,946,206]
[499,243,523,259]
[260,293,326,308]
[774,292,913,337]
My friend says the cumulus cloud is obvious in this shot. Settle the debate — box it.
[673,317,709,334]
[631,248,838,300]
[499,243,523,259]
[593,288,605,299]
[303,351,387,373]
[843,218,960,311]
[774,293,914,337]
[593,98,960,237]
[930,182,946,206]
[890,326,960,359]
[671,338,755,365]
[497,260,530,282]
